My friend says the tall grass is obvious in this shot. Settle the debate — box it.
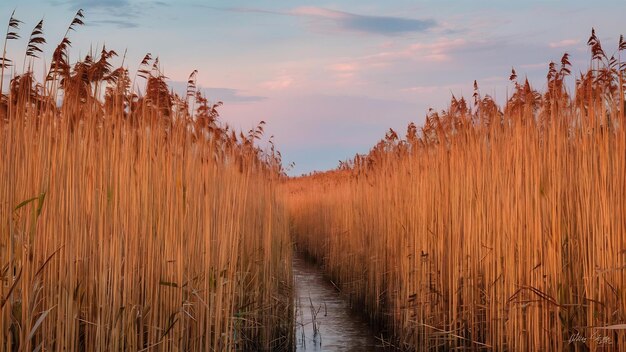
[0,11,293,351]
[285,31,626,350]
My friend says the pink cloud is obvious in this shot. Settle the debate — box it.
[290,7,348,20]
[549,39,579,48]
[400,81,468,94]
[327,63,362,85]
[401,85,439,94]
[329,63,359,72]
[520,62,549,70]
[261,75,294,90]
[320,37,473,88]
[360,37,470,65]
[408,38,466,52]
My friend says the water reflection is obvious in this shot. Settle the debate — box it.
[293,256,389,351]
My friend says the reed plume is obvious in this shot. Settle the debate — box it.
[0,10,293,351]
[284,29,626,351]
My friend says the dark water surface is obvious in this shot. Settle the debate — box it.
[293,256,389,351]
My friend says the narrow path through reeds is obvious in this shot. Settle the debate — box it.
[293,254,393,351]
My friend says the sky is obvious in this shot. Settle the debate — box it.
[1,0,624,175]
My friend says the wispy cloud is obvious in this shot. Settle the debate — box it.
[261,75,294,90]
[549,39,579,48]
[67,0,129,8]
[334,37,473,72]
[322,37,496,90]
[290,7,436,35]
[168,81,266,104]
[520,62,549,70]
[206,6,436,36]
[64,0,168,28]
[330,63,359,72]
[400,85,440,94]
[406,38,468,62]
[328,63,362,85]
[202,88,266,103]
[91,19,139,28]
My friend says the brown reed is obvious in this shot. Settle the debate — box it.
[0,11,293,351]
[284,30,626,351]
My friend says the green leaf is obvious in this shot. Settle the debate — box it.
[36,192,46,217]
[14,196,39,212]
[13,192,46,216]
[159,280,178,288]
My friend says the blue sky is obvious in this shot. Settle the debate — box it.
[1,0,624,174]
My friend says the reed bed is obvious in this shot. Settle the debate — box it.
[284,31,626,350]
[0,11,293,351]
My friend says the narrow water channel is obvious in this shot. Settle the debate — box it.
[293,256,389,351]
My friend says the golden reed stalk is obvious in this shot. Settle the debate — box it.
[284,32,626,351]
[0,11,293,351]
